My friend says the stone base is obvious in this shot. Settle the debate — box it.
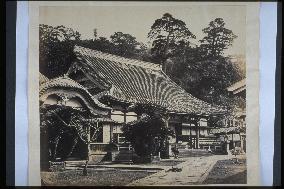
[49,161,66,172]
[152,156,161,163]
[89,152,107,164]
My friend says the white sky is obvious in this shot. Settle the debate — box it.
[40,5,246,56]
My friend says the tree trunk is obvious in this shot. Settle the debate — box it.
[67,136,79,158]
[83,126,91,176]
[162,32,172,72]
[53,136,61,160]
[83,160,89,176]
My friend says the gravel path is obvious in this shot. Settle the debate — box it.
[41,168,155,186]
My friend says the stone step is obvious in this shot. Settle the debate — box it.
[112,151,134,163]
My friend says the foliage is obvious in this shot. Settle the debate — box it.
[77,32,150,61]
[110,32,139,58]
[199,18,237,58]
[39,16,243,115]
[40,104,100,161]
[162,18,241,111]
[77,37,114,54]
[121,113,175,157]
[148,13,196,69]
[39,24,81,78]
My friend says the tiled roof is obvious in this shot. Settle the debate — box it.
[209,126,244,134]
[82,117,118,123]
[73,45,227,115]
[39,75,111,113]
[227,79,246,94]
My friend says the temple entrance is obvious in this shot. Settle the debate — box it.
[39,104,91,171]
[40,128,88,167]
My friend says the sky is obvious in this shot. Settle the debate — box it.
[40,5,246,56]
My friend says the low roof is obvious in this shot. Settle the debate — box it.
[227,79,246,95]
[209,126,245,134]
[73,45,227,116]
[39,75,111,115]
[82,117,118,124]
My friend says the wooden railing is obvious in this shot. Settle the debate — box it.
[199,137,221,145]
[117,143,132,151]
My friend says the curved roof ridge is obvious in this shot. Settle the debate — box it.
[73,45,227,115]
[39,75,111,110]
[74,45,161,71]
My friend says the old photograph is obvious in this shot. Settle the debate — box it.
[29,2,260,186]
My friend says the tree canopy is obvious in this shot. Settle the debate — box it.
[39,15,243,112]
[110,32,139,58]
[199,18,237,58]
[148,13,196,71]
[39,24,81,78]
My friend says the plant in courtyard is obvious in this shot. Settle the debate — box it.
[122,110,175,161]
[40,104,100,162]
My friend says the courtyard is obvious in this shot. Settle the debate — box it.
[41,149,246,186]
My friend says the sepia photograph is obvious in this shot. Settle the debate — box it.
[28,2,260,186]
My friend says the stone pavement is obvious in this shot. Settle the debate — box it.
[128,154,232,186]
[66,161,173,171]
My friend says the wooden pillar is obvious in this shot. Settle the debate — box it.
[240,133,244,152]
[232,133,235,148]
[196,120,199,149]
[163,114,170,159]
[190,126,192,149]
[110,124,113,143]
[123,110,127,123]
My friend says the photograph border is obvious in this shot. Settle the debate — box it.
[28,1,260,186]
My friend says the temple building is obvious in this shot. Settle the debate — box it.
[206,79,246,154]
[39,45,229,164]
[225,78,246,152]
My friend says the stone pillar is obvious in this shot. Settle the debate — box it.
[226,141,230,155]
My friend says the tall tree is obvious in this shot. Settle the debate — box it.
[199,18,237,58]
[39,24,81,78]
[110,32,139,58]
[148,13,196,71]
[77,37,114,54]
